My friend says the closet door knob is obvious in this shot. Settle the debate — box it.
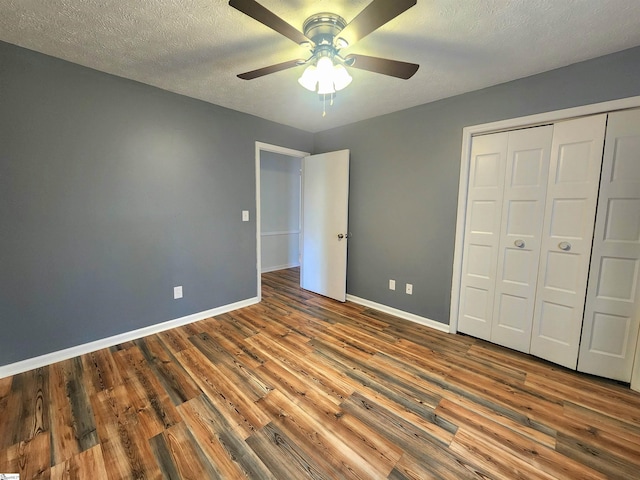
[559,241,571,251]
[514,239,525,248]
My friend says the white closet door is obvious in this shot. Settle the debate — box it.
[578,109,640,381]
[530,114,607,369]
[458,132,508,340]
[491,126,553,353]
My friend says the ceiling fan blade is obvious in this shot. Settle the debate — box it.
[237,59,303,80]
[339,0,417,45]
[346,54,419,79]
[229,0,309,45]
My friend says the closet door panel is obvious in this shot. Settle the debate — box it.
[579,108,640,381]
[458,132,508,340]
[491,126,553,353]
[530,114,607,369]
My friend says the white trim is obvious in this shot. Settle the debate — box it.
[0,297,259,379]
[632,328,640,393]
[449,95,640,334]
[261,262,300,274]
[347,294,450,333]
[261,230,301,237]
[255,142,310,301]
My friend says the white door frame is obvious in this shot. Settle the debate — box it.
[450,95,640,335]
[255,142,310,300]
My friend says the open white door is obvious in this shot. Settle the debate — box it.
[301,150,350,302]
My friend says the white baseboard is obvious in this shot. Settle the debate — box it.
[261,262,300,273]
[346,295,450,334]
[0,297,259,379]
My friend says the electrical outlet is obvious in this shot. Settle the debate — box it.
[389,279,396,290]
[406,283,413,295]
[174,286,183,299]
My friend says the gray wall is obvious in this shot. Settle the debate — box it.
[0,41,312,366]
[315,46,640,325]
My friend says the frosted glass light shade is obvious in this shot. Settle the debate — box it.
[298,65,318,91]
[332,64,352,91]
[316,56,333,76]
[317,78,336,95]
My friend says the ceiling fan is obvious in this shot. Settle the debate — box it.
[229,0,419,103]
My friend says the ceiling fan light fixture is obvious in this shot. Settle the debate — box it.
[231,1,421,114]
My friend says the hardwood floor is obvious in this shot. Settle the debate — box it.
[1,267,640,479]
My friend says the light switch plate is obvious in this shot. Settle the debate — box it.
[406,283,413,295]
[174,286,183,299]
[242,210,250,222]
[389,279,396,290]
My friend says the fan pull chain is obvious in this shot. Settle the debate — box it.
[322,94,326,117]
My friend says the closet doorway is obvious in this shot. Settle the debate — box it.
[450,95,640,387]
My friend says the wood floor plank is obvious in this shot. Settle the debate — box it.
[257,358,344,413]
[555,432,639,480]
[0,367,49,450]
[389,450,491,480]
[189,333,272,401]
[0,431,51,480]
[49,444,108,480]
[111,346,181,439]
[135,336,202,406]
[157,328,198,355]
[194,321,267,369]
[80,348,123,397]
[177,394,275,480]
[563,401,640,445]
[259,358,404,474]
[443,391,556,449]
[450,428,558,480]
[246,333,356,402]
[49,357,98,465]
[341,392,454,454]
[149,421,219,479]
[90,386,162,480]
[259,389,387,479]
[447,365,565,427]
[0,375,27,450]
[437,398,606,480]
[525,372,640,424]
[175,347,270,439]
[2,267,640,479]
[246,421,337,480]
[0,375,13,402]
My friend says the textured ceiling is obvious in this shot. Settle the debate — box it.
[2,0,640,133]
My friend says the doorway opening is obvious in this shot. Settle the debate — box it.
[255,142,309,300]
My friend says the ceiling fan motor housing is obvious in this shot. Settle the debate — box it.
[303,13,347,46]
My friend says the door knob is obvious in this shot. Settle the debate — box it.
[338,234,344,239]
[514,239,525,248]
[559,241,571,251]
